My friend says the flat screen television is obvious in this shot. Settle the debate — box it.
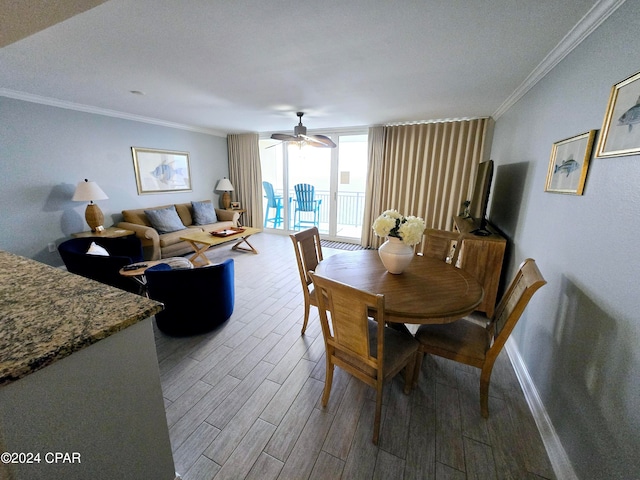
[469,160,494,236]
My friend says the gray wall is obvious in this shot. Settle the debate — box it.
[0,97,229,265]
[489,2,639,478]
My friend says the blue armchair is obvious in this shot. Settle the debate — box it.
[58,236,144,294]
[293,183,322,230]
[145,259,235,336]
[263,181,283,228]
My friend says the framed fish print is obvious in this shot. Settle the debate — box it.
[131,147,192,194]
[545,130,596,195]
[596,70,640,158]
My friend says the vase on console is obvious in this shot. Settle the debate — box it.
[378,236,414,274]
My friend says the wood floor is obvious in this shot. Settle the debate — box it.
[153,232,555,480]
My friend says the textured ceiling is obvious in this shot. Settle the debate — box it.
[0,0,611,135]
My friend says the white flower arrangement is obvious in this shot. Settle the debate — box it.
[372,209,426,246]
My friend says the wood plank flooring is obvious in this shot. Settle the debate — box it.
[153,232,555,480]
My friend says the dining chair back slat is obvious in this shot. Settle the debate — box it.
[419,228,462,266]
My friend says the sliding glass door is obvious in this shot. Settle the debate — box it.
[260,130,368,241]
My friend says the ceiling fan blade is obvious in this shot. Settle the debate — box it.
[271,133,298,141]
[302,134,336,148]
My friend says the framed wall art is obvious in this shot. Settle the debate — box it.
[545,130,596,195]
[596,70,640,157]
[131,147,192,194]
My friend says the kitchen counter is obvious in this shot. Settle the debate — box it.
[0,250,176,480]
[0,249,163,386]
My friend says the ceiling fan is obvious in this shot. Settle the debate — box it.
[270,112,336,148]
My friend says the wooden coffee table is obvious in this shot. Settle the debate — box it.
[180,227,261,266]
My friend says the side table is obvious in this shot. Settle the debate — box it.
[72,226,134,239]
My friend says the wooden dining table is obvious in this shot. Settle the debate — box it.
[315,250,484,325]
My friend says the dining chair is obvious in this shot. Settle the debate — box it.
[309,271,419,444]
[293,183,322,230]
[412,258,546,417]
[418,228,463,266]
[290,227,323,335]
[262,181,283,228]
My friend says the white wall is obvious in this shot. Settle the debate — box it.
[0,97,229,265]
[489,2,640,478]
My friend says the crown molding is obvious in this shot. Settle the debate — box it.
[492,0,626,119]
[0,88,227,137]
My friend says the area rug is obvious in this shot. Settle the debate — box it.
[320,240,367,251]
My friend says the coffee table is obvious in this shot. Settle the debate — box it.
[180,227,260,266]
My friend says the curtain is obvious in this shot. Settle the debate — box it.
[362,119,488,249]
[227,133,263,228]
[361,125,386,247]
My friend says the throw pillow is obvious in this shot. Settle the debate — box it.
[192,201,218,225]
[144,206,186,234]
[86,242,109,256]
[161,257,194,270]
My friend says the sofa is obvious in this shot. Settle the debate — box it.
[117,201,239,260]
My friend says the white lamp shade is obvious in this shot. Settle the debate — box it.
[215,178,234,192]
[72,179,108,202]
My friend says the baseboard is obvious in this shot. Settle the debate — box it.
[505,338,578,480]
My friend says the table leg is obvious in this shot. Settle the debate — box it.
[231,234,259,254]
[186,241,212,266]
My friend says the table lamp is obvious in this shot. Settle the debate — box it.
[216,177,234,209]
[72,179,109,231]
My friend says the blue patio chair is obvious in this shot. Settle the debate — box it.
[293,183,322,230]
[263,181,283,228]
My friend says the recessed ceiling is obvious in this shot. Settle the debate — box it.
[0,0,614,135]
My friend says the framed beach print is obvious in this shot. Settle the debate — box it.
[131,147,192,194]
[596,70,640,157]
[545,130,596,195]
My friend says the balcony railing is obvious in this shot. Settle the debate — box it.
[268,189,365,238]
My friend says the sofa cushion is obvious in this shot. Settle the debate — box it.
[174,203,193,226]
[145,206,187,234]
[158,228,200,248]
[192,200,218,225]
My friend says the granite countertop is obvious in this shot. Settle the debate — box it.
[0,250,163,386]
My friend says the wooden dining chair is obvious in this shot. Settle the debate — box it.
[309,271,419,444]
[412,258,546,417]
[290,227,323,335]
[419,228,463,266]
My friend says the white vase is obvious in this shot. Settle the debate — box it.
[378,236,414,274]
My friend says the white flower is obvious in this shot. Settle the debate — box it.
[372,211,425,246]
[372,215,397,237]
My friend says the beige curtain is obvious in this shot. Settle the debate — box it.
[362,125,386,246]
[363,119,488,249]
[227,133,263,228]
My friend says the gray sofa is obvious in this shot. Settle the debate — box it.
[118,201,239,260]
